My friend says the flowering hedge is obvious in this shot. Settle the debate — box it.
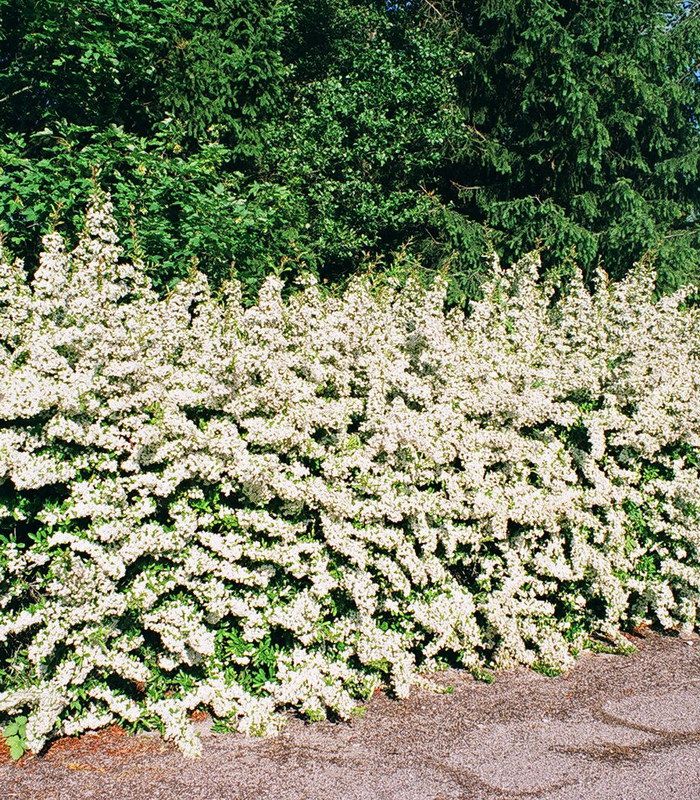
[1,197,699,757]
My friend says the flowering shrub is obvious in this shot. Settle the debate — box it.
[0,197,698,757]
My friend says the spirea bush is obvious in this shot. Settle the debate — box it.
[1,197,699,757]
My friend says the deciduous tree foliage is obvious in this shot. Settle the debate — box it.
[0,0,698,298]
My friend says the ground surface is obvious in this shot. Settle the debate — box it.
[2,631,699,800]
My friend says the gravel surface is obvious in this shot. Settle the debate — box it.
[2,631,699,800]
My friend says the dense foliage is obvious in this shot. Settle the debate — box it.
[0,198,698,756]
[1,1,698,298]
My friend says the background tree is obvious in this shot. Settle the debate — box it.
[447,0,700,291]
[0,0,698,300]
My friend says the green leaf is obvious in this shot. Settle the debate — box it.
[9,739,25,761]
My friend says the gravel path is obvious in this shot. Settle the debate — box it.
[2,631,699,800]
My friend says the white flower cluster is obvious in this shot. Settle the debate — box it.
[0,196,698,755]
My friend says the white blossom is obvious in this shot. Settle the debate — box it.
[0,196,698,756]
